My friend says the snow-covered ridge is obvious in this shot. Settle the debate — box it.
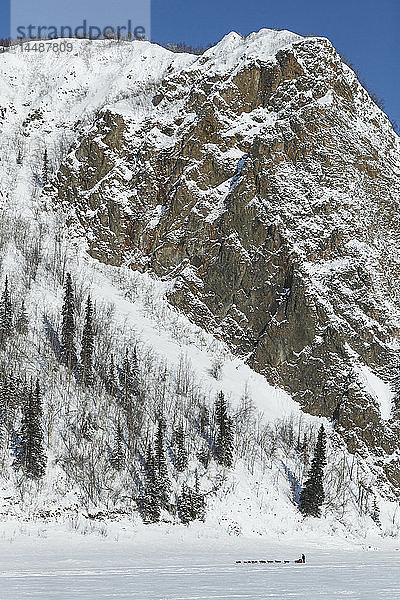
[197,29,306,73]
[0,28,396,200]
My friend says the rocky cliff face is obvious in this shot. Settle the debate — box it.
[51,31,400,488]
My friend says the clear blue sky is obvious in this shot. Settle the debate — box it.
[0,0,398,126]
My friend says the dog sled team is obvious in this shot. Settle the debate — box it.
[236,553,306,565]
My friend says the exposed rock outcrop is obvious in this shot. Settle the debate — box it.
[53,30,400,490]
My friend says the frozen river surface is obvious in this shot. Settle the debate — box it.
[0,529,398,599]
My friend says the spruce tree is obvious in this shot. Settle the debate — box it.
[120,347,140,409]
[177,484,193,524]
[155,417,170,508]
[198,439,211,468]
[42,148,48,185]
[0,373,18,444]
[17,380,46,479]
[120,347,142,452]
[142,445,161,523]
[0,276,12,344]
[214,391,234,468]
[177,473,206,524]
[15,300,29,334]
[371,497,380,526]
[174,423,188,472]
[60,273,77,370]
[106,354,119,397]
[299,425,326,517]
[111,417,124,470]
[80,295,94,386]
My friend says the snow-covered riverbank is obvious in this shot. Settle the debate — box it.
[0,521,398,599]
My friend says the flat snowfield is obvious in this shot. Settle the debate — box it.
[0,526,398,599]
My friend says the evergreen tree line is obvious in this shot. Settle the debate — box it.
[15,273,235,523]
[58,273,237,523]
[0,372,46,479]
[0,276,29,346]
[60,272,94,385]
[137,416,208,524]
[112,390,235,524]
[0,271,376,526]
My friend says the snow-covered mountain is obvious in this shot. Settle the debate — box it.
[0,30,399,539]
